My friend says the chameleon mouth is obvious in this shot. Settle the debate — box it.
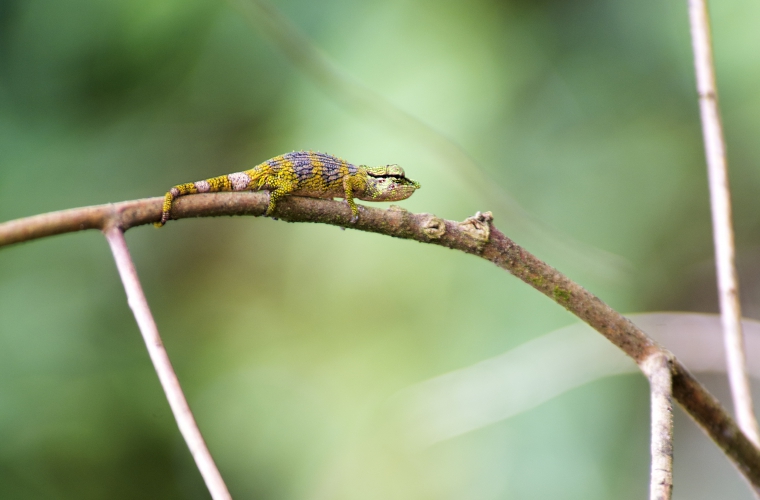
[368,173,404,179]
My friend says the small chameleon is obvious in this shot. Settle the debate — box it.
[156,151,421,227]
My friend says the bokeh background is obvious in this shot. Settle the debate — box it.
[2,0,760,498]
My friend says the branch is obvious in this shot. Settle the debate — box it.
[643,353,674,500]
[2,192,760,488]
[103,225,231,500]
[688,0,760,446]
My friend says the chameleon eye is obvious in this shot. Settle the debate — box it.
[385,165,405,177]
[367,164,407,179]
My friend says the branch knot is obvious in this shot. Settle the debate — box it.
[457,211,493,252]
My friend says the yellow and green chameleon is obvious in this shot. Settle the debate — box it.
[156,151,420,226]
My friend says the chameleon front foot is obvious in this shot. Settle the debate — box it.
[343,198,361,223]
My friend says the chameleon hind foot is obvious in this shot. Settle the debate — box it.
[344,199,361,223]
[263,191,276,217]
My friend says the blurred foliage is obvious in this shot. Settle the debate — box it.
[1,0,760,498]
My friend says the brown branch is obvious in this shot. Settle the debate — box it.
[2,192,760,487]
[104,226,232,500]
[643,353,674,500]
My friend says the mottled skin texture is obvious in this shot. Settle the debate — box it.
[156,151,421,227]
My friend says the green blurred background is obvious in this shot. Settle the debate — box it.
[2,0,760,498]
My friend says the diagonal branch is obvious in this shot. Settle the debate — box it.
[643,353,674,500]
[2,193,760,488]
[103,224,231,500]
[688,0,760,447]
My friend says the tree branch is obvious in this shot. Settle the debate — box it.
[103,225,231,500]
[642,353,674,500]
[688,0,760,447]
[2,192,760,488]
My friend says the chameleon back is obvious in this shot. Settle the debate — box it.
[258,151,358,196]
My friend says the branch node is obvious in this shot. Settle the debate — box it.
[457,211,493,251]
[421,214,446,240]
[641,351,675,381]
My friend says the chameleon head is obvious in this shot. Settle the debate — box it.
[361,164,421,201]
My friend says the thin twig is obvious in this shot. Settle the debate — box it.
[688,0,760,447]
[643,353,674,500]
[2,193,760,488]
[103,225,232,500]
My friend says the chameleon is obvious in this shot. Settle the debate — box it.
[155,151,420,227]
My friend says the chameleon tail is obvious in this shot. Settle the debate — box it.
[155,174,240,227]
[154,163,275,227]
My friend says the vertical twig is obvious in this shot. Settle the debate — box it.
[104,226,232,500]
[687,0,760,446]
[643,354,674,500]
